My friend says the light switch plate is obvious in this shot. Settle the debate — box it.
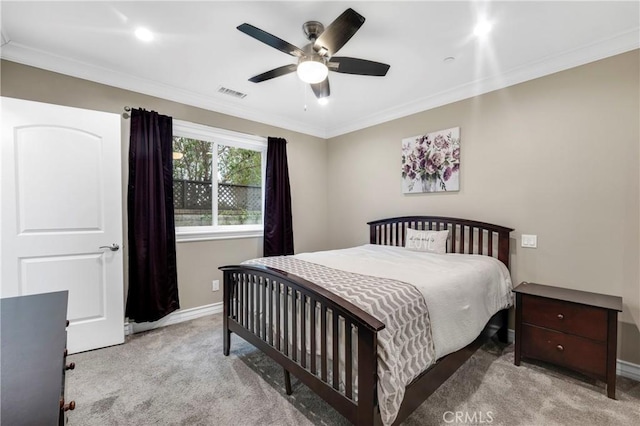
[521,234,537,248]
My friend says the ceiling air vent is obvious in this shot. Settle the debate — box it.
[217,86,247,99]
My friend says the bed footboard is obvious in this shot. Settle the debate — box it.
[220,264,385,425]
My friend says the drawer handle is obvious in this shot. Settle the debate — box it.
[60,398,76,411]
[557,313,564,320]
[66,362,76,371]
[556,345,564,352]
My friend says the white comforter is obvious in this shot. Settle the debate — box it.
[294,244,513,358]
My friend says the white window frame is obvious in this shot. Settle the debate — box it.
[172,119,267,242]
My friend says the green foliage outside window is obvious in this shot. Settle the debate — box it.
[172,137,212,181]
[218,145,261,185]
[172,136,262,227]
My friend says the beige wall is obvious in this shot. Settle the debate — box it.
[0,60,329,311]
[2,51,639,364]
[326,50,640,363]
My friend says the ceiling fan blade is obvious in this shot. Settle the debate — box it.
[238,23,305,57]
[311,78,330,99]
[329,57,390,76]
[249,64,298,83]
[314,8,365,56]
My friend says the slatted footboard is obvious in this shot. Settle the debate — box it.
[220,264,385,425]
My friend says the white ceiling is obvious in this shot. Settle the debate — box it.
[1,1,638,138]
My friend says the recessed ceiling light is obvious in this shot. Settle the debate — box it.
[318,97,329,106]
[473,21,493,37]
[135,27,154,42]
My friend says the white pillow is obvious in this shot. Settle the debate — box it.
[405,228,449,254]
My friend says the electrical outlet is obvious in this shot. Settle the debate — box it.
[521,234,538,248]
[212,280,220,291]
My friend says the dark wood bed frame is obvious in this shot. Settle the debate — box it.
[221,216,513,425]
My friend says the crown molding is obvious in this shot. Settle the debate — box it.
[0,42,328,139]
[1,26,638,140]
[325,27,640,138]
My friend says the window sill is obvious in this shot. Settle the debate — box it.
[176,226,263,243]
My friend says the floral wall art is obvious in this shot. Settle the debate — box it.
[401,127,460,193]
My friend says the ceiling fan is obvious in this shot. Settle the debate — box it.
[237,8,390,101]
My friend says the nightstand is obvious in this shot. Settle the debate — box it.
[513,282,622,399]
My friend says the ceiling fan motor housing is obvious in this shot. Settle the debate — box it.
[300,42,327,65]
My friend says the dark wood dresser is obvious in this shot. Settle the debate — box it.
[1,291,76,425]
[513,282,622,399]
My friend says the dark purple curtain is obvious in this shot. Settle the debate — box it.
[264,137,294,256]
[126,108,179,322]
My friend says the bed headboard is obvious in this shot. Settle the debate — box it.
[367,216,514,268]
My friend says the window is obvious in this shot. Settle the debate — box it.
[172,120,266,241]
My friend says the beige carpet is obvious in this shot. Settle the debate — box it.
[67,314,640,425]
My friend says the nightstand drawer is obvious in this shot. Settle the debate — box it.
[521,324,607,377]
[521,294,607,341]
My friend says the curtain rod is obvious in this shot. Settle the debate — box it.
[121,106,271,141]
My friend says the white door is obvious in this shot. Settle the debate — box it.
[1,97,124,353]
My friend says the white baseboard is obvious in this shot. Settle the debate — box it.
[507,328,640,382]
[124,302,223,335]
[617,359,640,382]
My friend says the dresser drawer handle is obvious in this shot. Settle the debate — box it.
[557,314,564,320]
[556,345,564,352]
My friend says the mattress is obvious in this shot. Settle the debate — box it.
[294,244,514,358]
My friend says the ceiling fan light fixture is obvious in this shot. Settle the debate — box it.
[297,56,328,84]
[318,97,329,106]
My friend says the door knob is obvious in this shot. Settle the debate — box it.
[99,243,120,252]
